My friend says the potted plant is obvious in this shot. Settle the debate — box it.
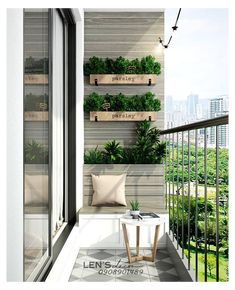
[83,121,166,211]
[129,200,140,218]
[84,55,161,85]
[84,92,161,121]
[84,121,166,164]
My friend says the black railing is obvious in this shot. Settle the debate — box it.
[161,115,229,282]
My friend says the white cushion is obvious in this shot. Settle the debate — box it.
[91,174,127,206]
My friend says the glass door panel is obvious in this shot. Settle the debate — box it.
[24,8,51,281]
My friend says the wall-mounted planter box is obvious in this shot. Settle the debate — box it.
[90,111,157,122]
[25,74,48,85]
[25,111,48,121]
[90,74,157,86]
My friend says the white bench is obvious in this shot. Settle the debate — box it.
[78,164,168,248]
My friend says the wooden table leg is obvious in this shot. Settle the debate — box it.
[122,223,132,263]
[151,225,160,261]
[136,226,140,256]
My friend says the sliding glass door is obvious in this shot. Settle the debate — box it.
[24,8,52,281]
[23,8,75,281]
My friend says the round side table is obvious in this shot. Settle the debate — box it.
[120,217,161,263]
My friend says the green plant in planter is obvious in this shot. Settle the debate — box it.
[104,140,123,164]
[25,140,48,164]
[140,55,161,74]
[84,56,107,75]
[113,56,129,74]
[140,92,161,111]
[111,93,129,111]
[83,121,166,164]
[126,95,142,111]
[84,92,105,112]
[130,200,140,211]
[129,58,141,74]
[134,120,161,164]
[122,147,136,164]
[84,92,161,113]
[83,55,161,76]
[104,58,115,74]
[84,146,104,164]
[154,141,166,164]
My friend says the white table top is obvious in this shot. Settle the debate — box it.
[120,216,161,226]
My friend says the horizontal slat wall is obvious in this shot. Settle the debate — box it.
[84,11,164,150]
[83,12,165,211]
[83,164,165,210]
[25,122,48,146]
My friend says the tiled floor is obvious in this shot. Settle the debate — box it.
[69,248,180,282]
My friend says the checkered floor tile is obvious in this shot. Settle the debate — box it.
[69,248,181,282]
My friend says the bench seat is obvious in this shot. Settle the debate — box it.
[79,205,168,215]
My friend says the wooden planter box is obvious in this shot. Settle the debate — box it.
[25,74,48,85]
[25,111,48,121]
[90,111,157,122]
[90,74,157,85]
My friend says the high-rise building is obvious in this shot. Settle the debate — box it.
[187,94,198,121]
[165,95,173,113]
[209,96,229,147]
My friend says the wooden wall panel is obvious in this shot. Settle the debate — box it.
[84,11,164,150]
[83,164,165,210]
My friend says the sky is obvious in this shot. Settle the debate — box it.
[164,8,228,100]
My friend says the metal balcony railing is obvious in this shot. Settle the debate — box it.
[161,115,229,282]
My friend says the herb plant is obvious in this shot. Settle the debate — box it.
[140,55,161,75]
[84,92,105,112]
[84,92,161,112]
[84,56,107,75]
[84,55,161,76]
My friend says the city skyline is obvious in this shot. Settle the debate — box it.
[165,94,229,124]
[165,93,229,148]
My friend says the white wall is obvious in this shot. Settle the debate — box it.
[7,8,24,281]
[73,8,84,213]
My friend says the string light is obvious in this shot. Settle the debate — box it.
[159,8,181,48]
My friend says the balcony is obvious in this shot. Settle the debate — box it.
[7,8,229,282]
[47,115,228,282]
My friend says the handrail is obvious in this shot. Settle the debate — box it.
[160,115,228,135]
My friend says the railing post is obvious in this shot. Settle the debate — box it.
[165,134,168,210]
[216,126,220,281]
[204,128,208,282]
[176,132,179,249]
[168,134,171,233]
[187,130,191,270]
[182,131,184,259]
[172,133,175,241]
[195,129,199,281]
